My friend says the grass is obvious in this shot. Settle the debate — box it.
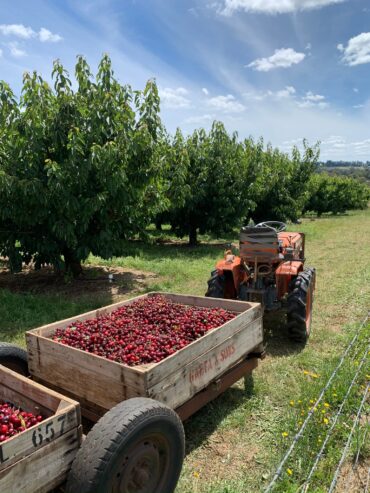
[0,209,369,491]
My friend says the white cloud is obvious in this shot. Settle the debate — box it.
[221,0,346,15]
[188,7,200,17]
[0,24,62,43]
[297,91,328,108]
[319,136,370,158]
[0,24,34,38]
[202,87,209,95]
[298,101,328,109]
[38,27,62,43]
[7,41,26,57]
[244,86,296,101]
[279,134,370,160]
[353,104,364,109]
[304,91,325,102]
[353,87,359,92]
[322,135,345,145]
[159,87,191,108]
[207,94,246,112]
[0,48,2,58]
[338,32,370,66]
[185,114,214,124]
[276,86,296,99]
[247,48,305,72]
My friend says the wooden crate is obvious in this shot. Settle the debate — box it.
[26,293,263,418]
[0,365,82,493]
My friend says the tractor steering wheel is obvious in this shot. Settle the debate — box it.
[255,221,287,232]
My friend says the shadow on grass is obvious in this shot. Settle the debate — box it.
[100,239,228,263]
[263,312,306,357]
[0,289,114,344]
[183,381,254,455]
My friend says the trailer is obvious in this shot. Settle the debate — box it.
[0,292,264,493]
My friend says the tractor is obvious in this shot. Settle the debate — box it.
[205,221,316,342]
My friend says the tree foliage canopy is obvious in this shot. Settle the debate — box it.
[304,173,370,216]
[167,122,255,244]
[0,55,165,274]
[162,129,320,243]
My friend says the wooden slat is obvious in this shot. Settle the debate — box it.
[148,317,263,409]
[155,293,257,313]
[240,246,280,253]
[27,334,146,411]
[240,231,278,241]
[176,357,258,421]
[0,364,67,411]
[240,238,279,245]
[0,428,81,493]
[146,301,262,387]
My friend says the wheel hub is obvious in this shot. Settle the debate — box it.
[112,436,168,493]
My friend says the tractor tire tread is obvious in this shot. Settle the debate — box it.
[287,268,315,343]
[205,272,225,298]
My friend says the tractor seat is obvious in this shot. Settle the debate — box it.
[239,227,281,262]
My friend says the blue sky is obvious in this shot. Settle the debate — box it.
[1,0,370,161]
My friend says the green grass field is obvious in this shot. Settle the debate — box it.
[0,210,369,491]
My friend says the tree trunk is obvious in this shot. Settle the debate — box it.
[63,248,83,278]
[189,225,198,246]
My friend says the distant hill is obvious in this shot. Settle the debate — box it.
[317,161,370,185]
[319,160,370,168]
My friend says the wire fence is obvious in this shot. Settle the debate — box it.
[328,383,369,493]
[342,408,369,492]
[264,313,369,493]
[300,344,369,491]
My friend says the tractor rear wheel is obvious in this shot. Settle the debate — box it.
[205,270,225,298]
[287,268,316,343]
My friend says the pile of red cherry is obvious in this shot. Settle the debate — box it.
[53,295,235,366]
[0,402,43,443]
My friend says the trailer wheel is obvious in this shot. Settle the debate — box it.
[205,270,225,298]
[287,268,316,343]
[0,342,29,376]
[66,398,185,493]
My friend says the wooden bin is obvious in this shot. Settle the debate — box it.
[0,365,82,493]
[26,293,263,419]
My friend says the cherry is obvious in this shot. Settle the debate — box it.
[53,295,236,366]
[0,401,44,444]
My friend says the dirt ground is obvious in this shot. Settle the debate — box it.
[336,459,370,492]
[0,262,158,300]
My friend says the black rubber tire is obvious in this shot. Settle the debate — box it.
[65,398,185,493]
[0,342,29,376]
[205,270,225,298]
[287,267,316,343]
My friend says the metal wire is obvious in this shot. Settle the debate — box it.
[342,415,369,493]
[301,343,369,489]
[264,313,369,493]
[354,420,369,467]
[365,467,370,493]
[327,382,369,493]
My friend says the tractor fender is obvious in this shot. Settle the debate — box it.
[275,261,304,298]
[215,256,246,294]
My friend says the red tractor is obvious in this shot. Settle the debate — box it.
[206,221,316,342]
